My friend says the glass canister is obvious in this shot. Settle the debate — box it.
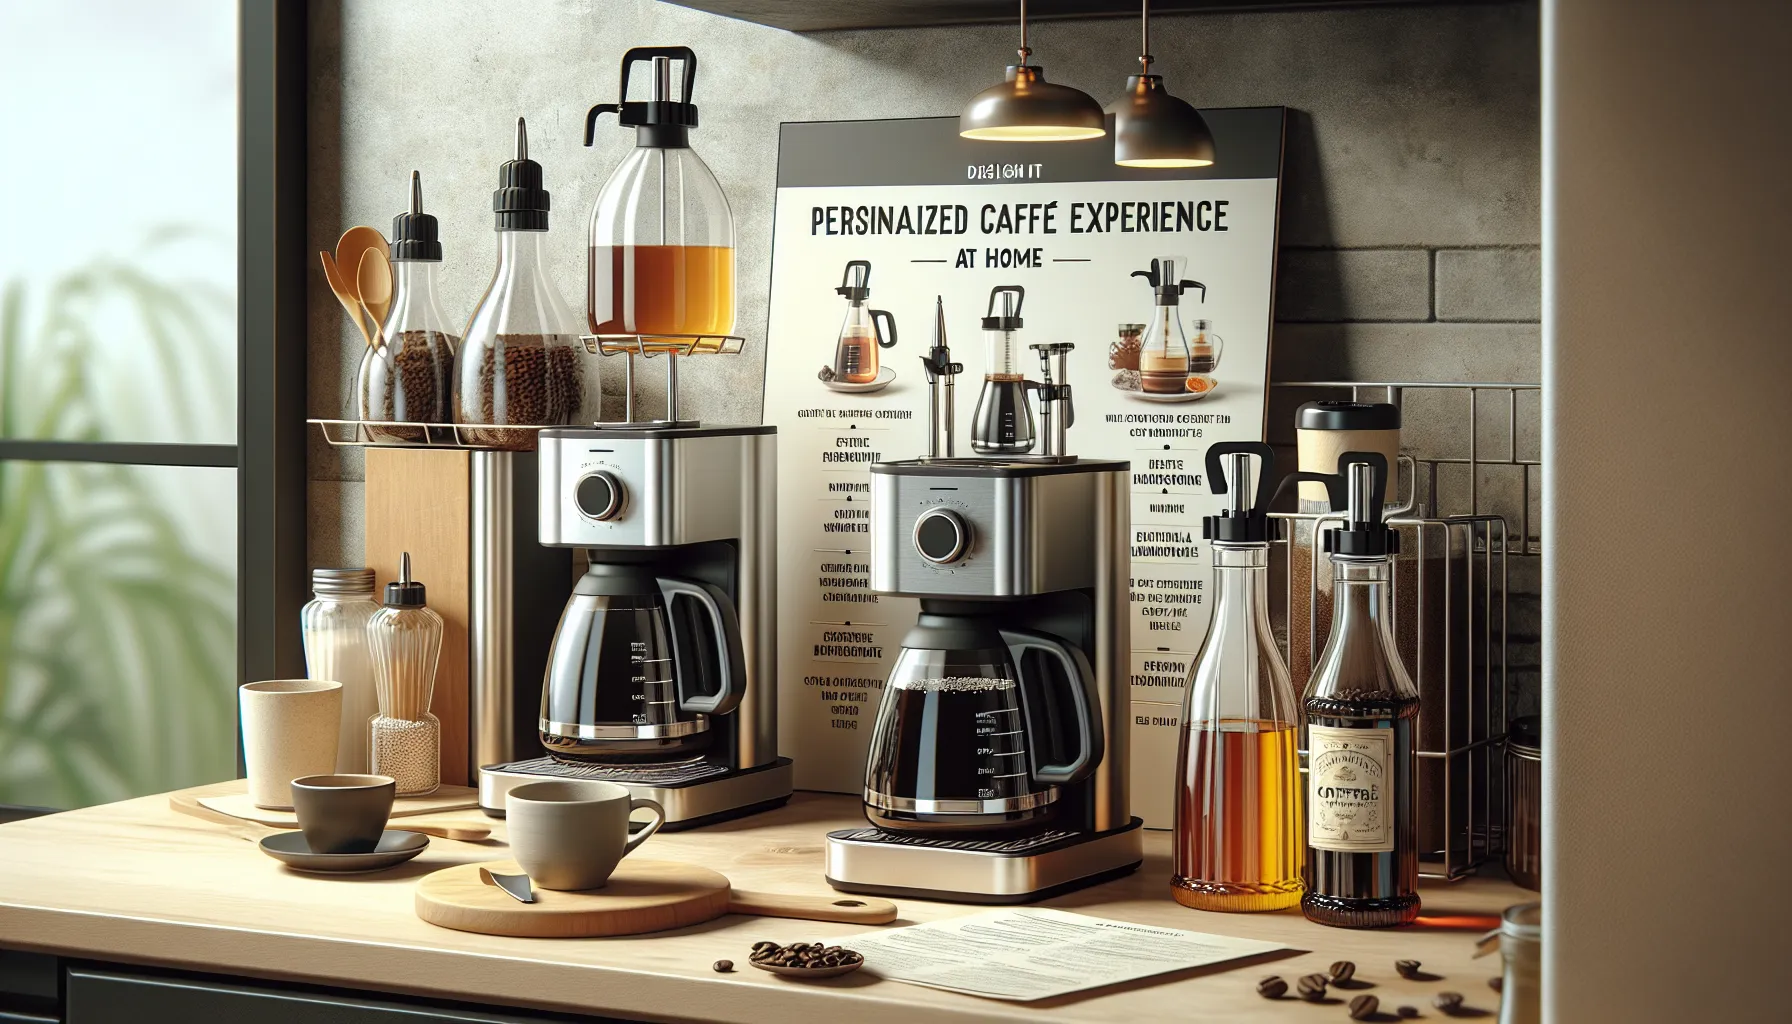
[585,47,735,338]
[300,568,380,775]
[367,553,444,796]
[360,171,457,444]
[1488,903,1541,1024]
[1188,318,1224,375]
[454,118,585,450]
[1504,714,1542,890]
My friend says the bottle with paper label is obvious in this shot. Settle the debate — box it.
[1301,452,1420,928]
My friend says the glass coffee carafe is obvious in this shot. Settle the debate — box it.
[586,47,735,338]
[830,260,898,383]
[971,285,1035,454]
[540,561,745,762]
[863,608,1102,833]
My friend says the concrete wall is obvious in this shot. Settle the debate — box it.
[1545,1,1792,1018]
[307,0,1541,696]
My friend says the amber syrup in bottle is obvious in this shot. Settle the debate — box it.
[1173,445,1305,911]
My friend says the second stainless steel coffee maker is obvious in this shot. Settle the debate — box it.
[828,319,1142,903]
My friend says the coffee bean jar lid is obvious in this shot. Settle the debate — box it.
[1297,401,1401,432]
[391,171,442,262]
[1509,714,1542,756]
[493,118,550,232]
[383,552,428,608]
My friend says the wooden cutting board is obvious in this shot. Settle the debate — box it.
[175,786,478,828]
[414,859,897,938]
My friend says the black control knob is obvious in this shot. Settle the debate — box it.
[913,508,970,564]
[574,471,624,521]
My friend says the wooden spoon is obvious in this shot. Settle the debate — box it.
[356,247,394,349]
[334,226,388,343]
[320,250,374,350]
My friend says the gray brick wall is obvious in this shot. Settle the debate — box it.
[309,0,1542,709]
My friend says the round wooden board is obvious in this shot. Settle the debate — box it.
[415,859,733,938]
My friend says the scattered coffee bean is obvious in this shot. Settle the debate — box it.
[744,940,864,970]
[1434,991,1465,1012]
[1397,1006,1419,1019]
[1349,994,1379,1020]
[1330,960,1357,983]
[1257,975,1289,999]
[1395,958,1422,979]
[1489,976,1503,992]
[1298,973,1330,1002]
[713,960,733,973]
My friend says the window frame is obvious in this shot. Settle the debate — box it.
[0,0,308,800]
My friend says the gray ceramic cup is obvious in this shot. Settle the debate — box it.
[506,780,665,890]
[290,774,396,854]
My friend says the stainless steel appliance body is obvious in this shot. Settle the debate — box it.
[477,424,792,827]
[826,457,1142,902]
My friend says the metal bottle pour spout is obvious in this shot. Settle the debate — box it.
[919,296,961,458]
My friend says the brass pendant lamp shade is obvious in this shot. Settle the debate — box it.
[1111,1,1216,167]
[960,0,1107,143]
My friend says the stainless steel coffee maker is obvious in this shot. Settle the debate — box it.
[827,323,1142,903]
[476,422,791,827]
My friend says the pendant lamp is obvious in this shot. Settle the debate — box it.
[1109,0,1215,167]
[960,0,1107,143]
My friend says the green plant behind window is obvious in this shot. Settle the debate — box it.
[0,239,236,808]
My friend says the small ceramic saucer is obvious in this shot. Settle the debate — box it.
[258,829,429,874]
[749,959,865,980]
[1129,378,1220,403]
[820,366,895,394]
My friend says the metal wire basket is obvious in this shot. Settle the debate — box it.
[1269,380,1540,880]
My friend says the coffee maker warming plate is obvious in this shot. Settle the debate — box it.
[824,817,1143,903]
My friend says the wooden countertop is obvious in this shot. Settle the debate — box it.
[0,781,1523,1023]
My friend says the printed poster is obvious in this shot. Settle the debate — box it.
[764,112,1285,826]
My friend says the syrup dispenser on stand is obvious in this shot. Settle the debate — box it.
[584,45,737,424]
[476,46,790,828]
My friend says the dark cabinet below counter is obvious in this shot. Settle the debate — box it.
[61,965,630,1024]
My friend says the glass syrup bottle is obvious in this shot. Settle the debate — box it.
[1302,453,1421,928]
[1173,443,1304,911]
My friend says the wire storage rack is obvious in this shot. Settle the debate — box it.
[310,332,747,449]
[1269,380,1540,881]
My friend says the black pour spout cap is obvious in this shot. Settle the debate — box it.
[1322,451,1401,558]
[391,171,442,261]
[1130,257,1205,306]
[1202,442,1278,543]
[981,284,1025,330]
[836,259,872,302]
[494,118,550,231]
[383,552,428,608]
[585,47,700,150]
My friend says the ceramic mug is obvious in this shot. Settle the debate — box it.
[506,780,665,891]
[240,680,343,809]
[290,774,395,854]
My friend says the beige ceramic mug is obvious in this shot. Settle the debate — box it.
[506,780,665,891]
[240,680,343,809]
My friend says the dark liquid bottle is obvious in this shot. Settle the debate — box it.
[1301,457,1420,928]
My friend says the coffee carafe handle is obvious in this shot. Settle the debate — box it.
[870,309,898,349]
[1001,629,1103,786]
[657,577,746,717]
